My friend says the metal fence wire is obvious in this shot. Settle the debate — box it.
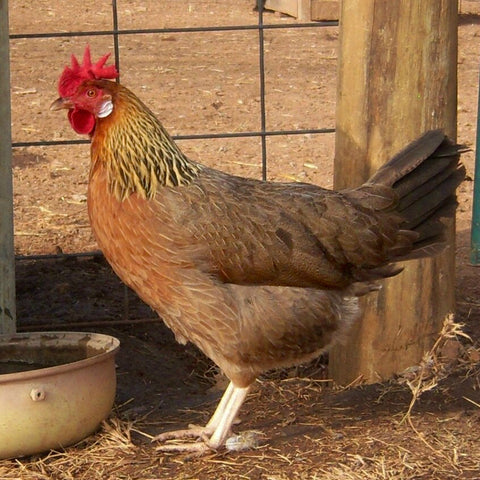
[10,1,337,264]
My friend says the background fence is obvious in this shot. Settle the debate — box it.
[7,0,339,328]
[9,0,339,259]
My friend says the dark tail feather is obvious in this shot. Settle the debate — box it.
[368,130,458,187]
[368,130,466,260]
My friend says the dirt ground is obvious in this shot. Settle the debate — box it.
[2,1,480,479]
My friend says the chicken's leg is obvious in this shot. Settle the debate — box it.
[153,382,249,453]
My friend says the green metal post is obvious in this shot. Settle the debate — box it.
[470,62,480,265]
[0,0,16,333]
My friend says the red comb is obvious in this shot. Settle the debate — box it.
[58,45,118,97]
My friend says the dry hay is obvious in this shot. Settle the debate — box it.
[1,316,479,480]
[398,314,474,421]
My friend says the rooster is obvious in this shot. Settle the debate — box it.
[51,47,464,453]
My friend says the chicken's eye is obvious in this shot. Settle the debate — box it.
[86,89,97,98]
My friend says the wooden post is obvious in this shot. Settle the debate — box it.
[297,0,311,20]
[0,1,16,334]
[330,0,458,384]
[263,0,312,20]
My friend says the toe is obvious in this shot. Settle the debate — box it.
[155,441,212,455]
[151,426,208,443]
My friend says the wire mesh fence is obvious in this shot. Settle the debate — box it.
[9,1,339,327]
[9,0,338,261]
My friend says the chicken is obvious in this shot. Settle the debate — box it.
[51,47,465,453]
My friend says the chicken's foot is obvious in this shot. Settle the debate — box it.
[153,382,249,453]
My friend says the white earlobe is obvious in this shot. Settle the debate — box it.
[98,99,114,118]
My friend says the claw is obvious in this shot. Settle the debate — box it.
[152,382,250,454]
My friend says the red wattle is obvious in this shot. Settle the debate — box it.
[68,108,96,135]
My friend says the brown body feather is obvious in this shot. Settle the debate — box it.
[86,81,464,387]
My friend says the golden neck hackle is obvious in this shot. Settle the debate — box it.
[91,85,201,201]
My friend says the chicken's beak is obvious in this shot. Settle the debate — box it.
[50,97,74,111]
